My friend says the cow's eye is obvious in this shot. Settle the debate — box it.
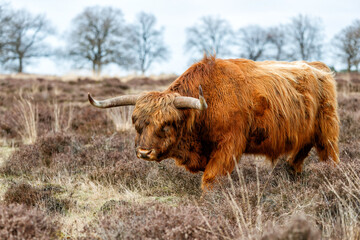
[135,125,142,134]
[162,126,170,132]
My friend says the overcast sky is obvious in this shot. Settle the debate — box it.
[8,0,360,76]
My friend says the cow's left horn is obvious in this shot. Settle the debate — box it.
[173,85,208,110]
[88,93,140,108]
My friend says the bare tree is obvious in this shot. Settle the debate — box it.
[236,25,269,61]
[287,14,323,61]
[332,20,360,72]
[267,25,289,60]
[0,9,53,73]
[185,15,234,58]
[0,3,11,54]
[129,12,169,74]
[66,6,133,75]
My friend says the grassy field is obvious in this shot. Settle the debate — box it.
[0,73,359,239]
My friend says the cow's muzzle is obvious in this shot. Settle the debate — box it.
[136,148,157,161]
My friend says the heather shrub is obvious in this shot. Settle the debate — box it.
[338,108,360,144]
[1,143,42,175]
[127,77,159,87]
[38,133,75,157]
[85,133,203,193]
[102,77,129,90]
[0,107,20,142]
[148,160,202,196]
[336,73,360,93]
[261,215,321,240]
[71,105,112,138]
[338,93,360,139]
[1,132,82,175]
[85,134,152,186]
[4,182,42,206]
[82,202,218,240]
[0,76,130,142]
[336,78,350,92]
[337,94,360,164]
[0,203,59,239]
[99,200,128,214]
[0,76,129,104]
[1,131,196,192]
[4,182,71,214]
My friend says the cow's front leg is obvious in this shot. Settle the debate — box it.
[201,138,244,190]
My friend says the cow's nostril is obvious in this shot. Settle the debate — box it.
[138,149,153,158]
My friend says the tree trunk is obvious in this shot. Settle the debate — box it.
[92,62,96,76]
[97,63,101,76]
[140,57,145,75]
[18,57,23,73]
[347,58,351,72]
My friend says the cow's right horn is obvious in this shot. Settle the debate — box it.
[88,93,140,108]
[173,85,208,110]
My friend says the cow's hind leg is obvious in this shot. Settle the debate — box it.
[288,144,313,172]
[315,140,339,164]
[314,73,340,164]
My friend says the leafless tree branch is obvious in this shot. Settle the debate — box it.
[65,6,133,75]
[287,14,323,61]
[332,20,360,72]
[127,12,169,74]
[236,25,270,61]
[185,15,234,59]
[0,8,53,73]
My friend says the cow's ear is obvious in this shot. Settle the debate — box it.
[132,115,137,124]
[186,110,196,132]
[198,85,208,110]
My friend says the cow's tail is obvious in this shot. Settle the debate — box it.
[315,74,340,163]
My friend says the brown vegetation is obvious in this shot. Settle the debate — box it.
[4,182,71,214]
[0,203,59,239]
[81,202,215,239]
[0,73,359,239]
[335,72,360,92]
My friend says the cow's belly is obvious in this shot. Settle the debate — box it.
[245,140,275,154]
[244,135,290,159]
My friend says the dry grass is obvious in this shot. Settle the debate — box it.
[13,95,38,144]
[106,106,133,132]
[199,160,360,239]
[0,73,359,239]
[53,101,73,133]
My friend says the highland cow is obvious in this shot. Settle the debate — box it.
[89,55,339,189]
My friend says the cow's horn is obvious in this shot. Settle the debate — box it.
[174,85,208,110]
[88,93,140,108]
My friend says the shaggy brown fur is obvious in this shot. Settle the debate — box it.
[132,55,340,189]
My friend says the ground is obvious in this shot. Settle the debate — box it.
[0,72,359,239]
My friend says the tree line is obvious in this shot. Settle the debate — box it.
[0,4,359,74]
[186,15,360,72]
